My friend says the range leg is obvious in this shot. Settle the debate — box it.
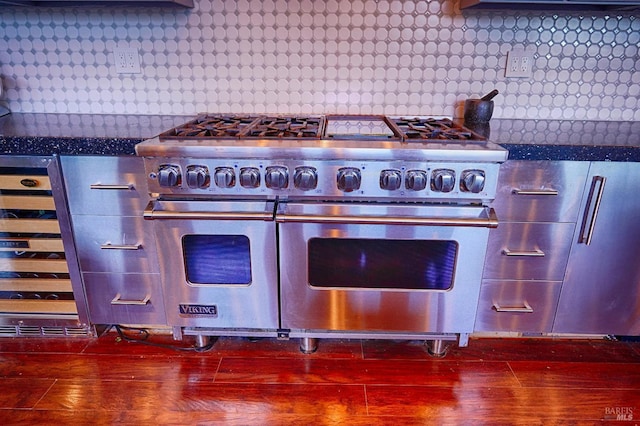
[300,337,318,354]
[195,334,212,348]
[427,339,447,357]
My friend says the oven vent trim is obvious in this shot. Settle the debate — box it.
[0,324,93,337]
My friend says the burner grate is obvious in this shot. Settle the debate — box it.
[242,116,324,139]
[156,115,486,142]
[160,115,259,138]
[393,118,482,141]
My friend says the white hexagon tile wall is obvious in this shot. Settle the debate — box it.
[0,0,638,120]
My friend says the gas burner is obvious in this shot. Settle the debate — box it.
[392,118,483,141]
[160,115,259,138]
[242,116,324,139]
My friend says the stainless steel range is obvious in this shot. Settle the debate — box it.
[136,114,507,354]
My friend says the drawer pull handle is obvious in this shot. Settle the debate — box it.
[20,178,39,188]
[100,243,142,250]
[90,184,135,190]
[578,176,606,246]
[502,248,545,257]
[111,294,151,306]
[512,188,558,196]
[493,302,533,313]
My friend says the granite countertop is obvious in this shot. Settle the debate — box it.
[1,113,639,161]
[0,113,193,155]
[483,119,640,161]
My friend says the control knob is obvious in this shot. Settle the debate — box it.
[431,169,456,193]
[405,170,428,191]
[157,164,181,187]
[379,169,402,191]
[213,167,235,188]
[240,167,261,188]
[461,169,486,193]
[293,166,318,191]
[265,166,289,190]
[337,167,361,193]
[186,165,210,189]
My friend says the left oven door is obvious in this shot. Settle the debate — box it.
[145,199,279,329]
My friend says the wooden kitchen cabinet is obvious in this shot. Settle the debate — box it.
[475,161,590,333]
[553,162,640,335]
[61,156,166,326]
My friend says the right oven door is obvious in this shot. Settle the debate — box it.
[277,201,496,334]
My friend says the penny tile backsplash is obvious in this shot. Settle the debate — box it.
[0,0,638,120]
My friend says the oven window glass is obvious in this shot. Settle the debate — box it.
[182,235,252,285]
[308,238,457,290]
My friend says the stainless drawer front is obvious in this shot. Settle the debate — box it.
[62,156,151,216]
[83,272,166,325]
[72,215,159,273]
[493,161,589,223]
[484,222,574,281]
[475,280,562,333]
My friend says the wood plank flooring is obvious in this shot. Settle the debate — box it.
[1,332,639,425]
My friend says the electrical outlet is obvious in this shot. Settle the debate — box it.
[505,48,533,78]
[113,48,141,74]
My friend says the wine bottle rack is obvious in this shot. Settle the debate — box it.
[0,157,91,337]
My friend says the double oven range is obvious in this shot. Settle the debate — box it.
[136,115,507,353]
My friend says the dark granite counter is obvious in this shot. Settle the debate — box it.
[0,113,193,156]
[1,113,639,161]
[478,119,640,161]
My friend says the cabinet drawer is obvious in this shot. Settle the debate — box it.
[62,156,150,216]
[493,161,589,223]
[72,215,158,273]
[484,222,574,281]
[475,280,562,333]
[84,272,166,325]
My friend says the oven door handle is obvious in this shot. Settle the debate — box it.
[143,200,275,221]
[277,207,499,228]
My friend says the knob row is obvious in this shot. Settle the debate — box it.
[382,168,486,193]
[156,165,486,193]
[338,168,486,193]
[157,165,317,191]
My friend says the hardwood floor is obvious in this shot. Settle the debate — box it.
[1,332,639,425]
